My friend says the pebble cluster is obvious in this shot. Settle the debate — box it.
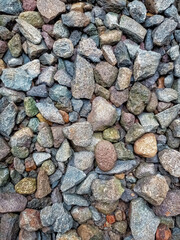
[0,0,180,240]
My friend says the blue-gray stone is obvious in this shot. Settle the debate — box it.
[164,74,174,88]
[114,41,132,67]
[0,167,9,187]
[28,118,40,133]
[145,15,164,28]
[76,172,98,195]
[63,193,89,207]
[80,100,92,117]
[54,69,72,87]
[53,20,70,39]
[69,111,78,123]
[64,60,74,77]
[70,30,82,46]
[49,84,71,102]
[145,29,153,51]
[71,98,83,113]
[36,66,56,87]
[0,0,23,15]
[156,88,178,102]
[138,112,159,132]
[128,0,146,23]
[27,84,48,98]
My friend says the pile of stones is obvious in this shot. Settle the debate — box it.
[0,0,180,239]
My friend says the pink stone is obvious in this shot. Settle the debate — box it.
[0,40,7,54]
[41,31,54,50]
[22,0,37,11]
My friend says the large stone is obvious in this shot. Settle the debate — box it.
[10,127,33,148]
[156,88,178,103]
[88,96,117,131]
[73,151,94,171]
[63,121,93,147]
[19,11,43,28]
[0,193,27,213]
[71,55,95,99]
[134,50,161,81]
[145,0,175,14]
[130,198,160,240]
[62,11,90,28]
[0,87,25,103]
[134,174,169,206]
[158,149,180,177]
[119,15,147,43]
[0,0,23,14]
[91,177,124,203]
[128,0,147,23]
[37,0,65,22]
[71,207,92,224]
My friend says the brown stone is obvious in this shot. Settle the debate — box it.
[116,67,132,90]
[41,31,54,50]
[110,86,129,108]
[51,126,65,148]
[25,157,37,172]
[19,209,42,232]
[71,2,85,12]
[156,224,171,240]
[95,140,117,171]
[59,110,69,123]
[77,224,103,240]
[100,30,122,45]
[95,201,118,215]
[120,111,135,131]
[35,169,51,198]
[0,59,6,75]
[0,137,10,161]
[134,133,157,158]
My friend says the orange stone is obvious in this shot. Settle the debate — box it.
[36,113,52,125]
[156,224,171,240]
[134,133,157,158]
[158,77,165,88]
[106,215,115,224]
[59,110,69,123]
[71,2,85,12]
[115,173,125,180]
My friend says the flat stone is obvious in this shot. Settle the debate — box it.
[19,209,42,232]
[76,172,98,195]
[15,178,36,195]
[138,112,159,132]
[0,137,10,161]
[134,174,169,206]
[156,88,178,102]
[134,133,157,158]
[71,55,95,99]
[35,169,51,198]
[154,190,180,217]
[91,177,124,203]
[37,123,53,148]
[24,97,38,117]
[41,160,55,176]
[88,96,117,131]
[134,50,161,81]
[0,88,25,103]
[53,38,74,58]
[0,193,27,213]
[62,11,90,28]
[63,193,89,207]
[145,0,175,13]
[63,121,93,147]
[130,198,160,240]
[119,15,147,43]
[158,149,180,177]
[0,0,23,14]
[73,151,94,171]
[100,30,122,45]
[37,0,65,22]
[102,45,117,65]
[61,166,86,192]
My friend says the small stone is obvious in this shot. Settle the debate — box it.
[100,30,122,45]
[102,45,117,65]
[120,111,135,131]
[61,166,86,192]
[19,11,44,28]
[19,229,37,240]
[54,69,72,88]
[53,20,69,39]
[134,133,157,158]
[63,121,93,147]
[146,92,158,112]
[8,33,22,58]
[14,157,25,174]
[71,55,95,99]
[37,0,65,22]
[15,177,36,195]
[77,223,103,240]
[119,15,147,43]
[24,97,38,117]
[53,38,74,58]
[74,151,94,171]
[22,0,37,11]
[104,12,119,29]
[114,142,135,160]
[76,172,98,195]
[138,112,159,132]
[88,96,117,131]
[116,67,132,90]
[41,160,55,176]
[110,87,129,107]
[134,50,161,81]
[10,127,33,148]
[62,11,90,28]
[63,193,89,207]
[130,198,160,240]
[95,84,110,100]
[56,230,81,240]
[25,157,36,172]
[125,123,145,143]
[156,224,171,240]
[135,162,156,179]
[154,190,180,217]
[145,0,175,14]
[158,149,180,177]
[113,221,127,234]
[37,123,54,148]
[71,207,92,224]
[128,0,147,23]
[0,137,10,161]
[96,0,126,13]
[114,41,132,67]
[134,174,169,206]
[95,140,117,172]
[32,152,51,166]
[170,119,180,138]
[156,88,178,103]
[103,127,120,142]
[167,45,179,61]
[35,169,51,199]
[56,139,72,162]
[19,209,42,231]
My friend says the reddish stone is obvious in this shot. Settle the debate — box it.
[51,126,65,148]
[42,24,54,35]
[0,40,8,54]
[35,169,51,199]
[22,0,37,11]
[41,31,54,50]
[19,209,42,231]
[25,157,37,172]
[109,86,129,108]
[156,224,171,240]
[120,110,135,131]
[106,215,116,224]
[59,110,69,123]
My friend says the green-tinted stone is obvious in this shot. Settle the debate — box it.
[160,216,174,228]
[125,123,145,143]
[0,167,9,187]
[41,160,55,176]
[103,127,120,142]
[24,97,39,117]
[28,118,40,132]
[19,11,44,28]
[15,177,36,194]
[114,142,135,159]
[11,146,29,159]
[113,221,128,234]
[8,33,22,58]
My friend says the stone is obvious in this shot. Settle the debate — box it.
[114,41,132,67]
[116,67,132,90]
[14,157,25,174]
[0,0,23,14]
[53,38,74,58]
[95,84,110,100]
[125,123,145,143]
[26,40,48,59]
[145,0,175,14]
[88,97,117,131]
[19,11,44,28]
[102,45,117,65]
[104,12,119,29]
[37,0,65,22]
[138,112,159,132]
[94,61,118,87]
[0,102,17,137]
[0,137,10,161]
[56,230,81,240]
[114,142,135,160]
[77,223,103,240]
[110,87,129,107]
[146,92,158,112]
[155,104,180,128]
[119,15,147,43]
[49,84,71,102]
[154,190,180,217]
[63,121,93,147]
[54,69,72,88]
[71,207,92,224]
[103,127,120,142]
[8,33,22,58]
[15,178,36,195]
[36,99,64,124]
[51,126,65,148]
[35,169,51,198]
[41,160,55,176]
[19,229,37,240]
[134,174,169,206]
[0,213,19,240]
[167,45,179,61]
[135,162,156,179]
[10,127,33,148]
[113,221,127,234]
[134,50,161,81]
[27,85,48,98]
[100,30,122,45]
[134,133,157,158]
[63,193,89,207]
[158,149,180,177]
[74,151,94,171]
[61,166,86,192]
[127,82,151,115]
[156,88,178,103]
[37,66,56,87]
[130,198,160,240]
[0,193,27,213]
[56,139,72,162]
[153,19,177,46]
[170,119,180,137]
[95,140,117,172]
[37,123,53,148]
[24,97,38,117]
[174,56,180,78]
[97,0,126,12]
[53,20,70,39]
[22,0,37,11]
[71,55,95,99]
[76,172,98,195]
[32,153,51,167]
[128,0,147,23]
[120,111,135,131]
[19,209,42,232]
[62,11,90,28]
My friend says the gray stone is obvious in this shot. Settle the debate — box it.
[128,0,147,23]
[0,166,9,187]
[145,15,164,28]
[61,166,86,192]
[134,50,161,81]
[0,137,10,161]
[167,45,179,61]
[69,111,78,123]
[33,152,51,166]
[156,88,178,102]
[36,66,56,87]
[153,19,177,46]
[71,55,95,99]
[54,69,72,87]
[62,11,90,28]
[125,123,145,143]
[119,15,147,43]
[158,62,174,75]
[138,112,159,132]
[104,12,119,29]
[144,0,175,14]
[26,40,48,59]
[124,39,140,60]
[135,162,156,179]
[155,104,180,128]
[130,198,160,240]
[174,56,180,78]
[39,53,57,66]
[76,172,98,195]
[114,41,132,67]
[53,38,74,58]
[27,84,48,98]
[71,207,92,224]
[56,139,72,162]
[0,213,19,240]
[78,38,102,62]
[37,123,54,148]
[102,45,117,66]
[53,20,70,39]
[0,87,25,103]
[36,98,64,124]
[73,151,94,171]
[0,0,23,14]
[14,157,25,174]
[158,149,180,177]
[49,84,71,102]
[170,119,180,137]
[63,193,89,207]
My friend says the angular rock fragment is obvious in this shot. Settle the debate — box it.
[62,11,90,28]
